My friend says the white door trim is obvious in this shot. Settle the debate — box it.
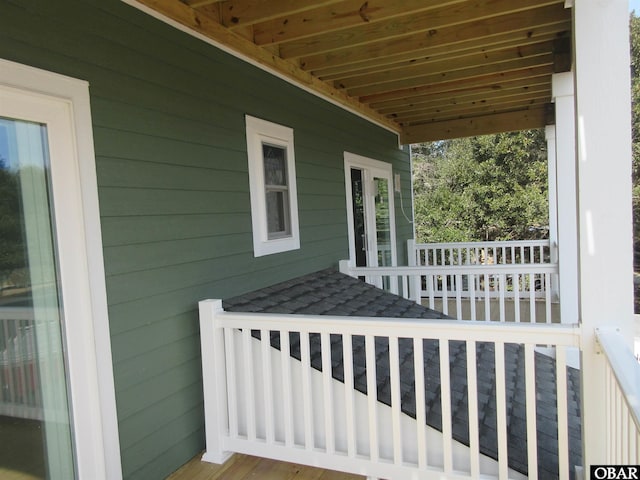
[0,58,122,480]
[343,151,398,268]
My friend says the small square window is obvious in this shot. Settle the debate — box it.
[246,116,300,256]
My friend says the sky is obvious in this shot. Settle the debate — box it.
[632,0,640,14]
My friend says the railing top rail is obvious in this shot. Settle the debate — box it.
[413,239,550,249]
[204,304,580,347]
[595,327,640,430]
[346,263,558,275]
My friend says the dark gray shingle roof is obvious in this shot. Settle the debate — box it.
[224,268,581,478]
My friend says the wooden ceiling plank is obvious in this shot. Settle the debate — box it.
[394,92,551,124]
[348,53,554,98]
[132,0,400,133]
[252,0,467,46]
[362,64,554,105]
[279,1,566,59]
[184,0,225,7]
[370,74,553,110]
[335,41,554,90]
[381,82,551,116]
[310,22,569,79]
[400,107,549,143]
[401,102,550,126]
[300,4,569,71]
[219,0,343,29]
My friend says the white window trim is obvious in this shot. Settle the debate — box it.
[0,59,122,479]
[246,115,300,256]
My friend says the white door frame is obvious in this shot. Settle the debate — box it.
[344,152,398,268]
[0,59,122,479]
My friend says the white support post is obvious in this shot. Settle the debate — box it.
[339,259,354,276]
[573,0,634,473]
[545,125,560,301]
[198,299,233,464]
[552,73,580,324]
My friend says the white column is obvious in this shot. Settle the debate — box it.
[573,0,633,472]
[552,73,580,324]
[545,125,560,301]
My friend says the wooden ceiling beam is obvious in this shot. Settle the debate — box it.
[252,0,466,46]
[279,1,566,60]
[310,22,569,79]
[382,82,551,116]
[361,64,554,105]
[370,74,553,110]
[218,0,343,29]
[400,107,550,143]
[349,53,553,98]
[132,0,401,133]
[394,92,551,124]
[334,41,554,90]
[299,4,569,71]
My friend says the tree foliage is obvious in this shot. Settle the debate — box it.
[412,129,549,243]
[630,12,640,267]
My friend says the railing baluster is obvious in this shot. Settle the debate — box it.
[524,343,538,479]
[442,274,449,316]
[300,331,313,450]
[321,332,334,454]
[365,334,378,463]
[545,273,552,323]
[529,272,536,323]
[242,328,256,441]
[281,330,293,447]
[224,327,238,438]
[389,336,402,465]
[343,334,356,457]
[556,346,569,478]
[455,273,463,320]
[494,341,508,479]
[469,273,477,321]
[260,329,274,444]
[466,340,480,478]
[484,273,491,321]
[413,337,427,469]
[498,274,506,322]
[514,273,521,323]
[439,339,453,475]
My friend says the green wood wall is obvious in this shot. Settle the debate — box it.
[0,1,414,478]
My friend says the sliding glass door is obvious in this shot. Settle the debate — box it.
[0,117,75,479]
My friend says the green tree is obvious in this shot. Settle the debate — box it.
[412,129,549,243]
[0,158,25,286]
[630,12,640,268]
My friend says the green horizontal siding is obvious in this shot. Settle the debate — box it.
[0,1,413,479]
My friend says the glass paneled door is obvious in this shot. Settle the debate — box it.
[345,153,397,275]
[0,119,74,477]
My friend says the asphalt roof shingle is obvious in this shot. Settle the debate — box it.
[224,268,582,478]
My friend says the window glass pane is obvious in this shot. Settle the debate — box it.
[263,144,287,186]
[266,190,289,237]
[0,118,75,479]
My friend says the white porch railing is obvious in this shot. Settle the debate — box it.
[412,239,552,268]
[339,261,559,323]
[596,328,640,464]
[0,307,42,420]
[199,299,581,480]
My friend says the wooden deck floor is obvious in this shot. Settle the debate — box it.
[166,453,365,480]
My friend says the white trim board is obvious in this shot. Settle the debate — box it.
[0,58,122,480]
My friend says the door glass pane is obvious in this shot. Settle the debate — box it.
[0,118,75,479]
[374,177,392,267]
[350,168,367,267]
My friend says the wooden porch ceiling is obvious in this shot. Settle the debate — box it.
[135,0,572,143]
